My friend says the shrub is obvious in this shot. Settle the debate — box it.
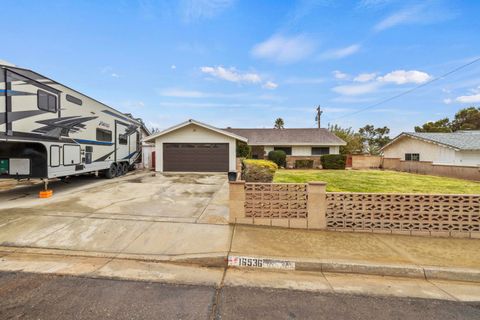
[295,159,314,169]
[320,154,347,169]
[267,150,286,167]
[242,159,278,182]
[236,142,251,158]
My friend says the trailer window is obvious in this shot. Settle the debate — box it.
[96,128,112,142]
[119,134,128,145]
[66,94,82,106]
[37,90,57,113]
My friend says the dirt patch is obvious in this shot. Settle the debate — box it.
[126,177,145,184]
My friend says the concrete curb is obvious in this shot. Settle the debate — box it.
[0,246,228,268]
[227,254,480,283]
[2,246,479,283]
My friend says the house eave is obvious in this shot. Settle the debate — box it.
[381,133,461,152]
[143,119,248,143]
[248,142,346,146]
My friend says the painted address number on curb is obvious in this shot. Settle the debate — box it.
[228,256,295,270]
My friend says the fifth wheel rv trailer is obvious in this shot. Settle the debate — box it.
[0,64,147,181]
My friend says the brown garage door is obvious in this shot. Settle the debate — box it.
[163,143,229,172]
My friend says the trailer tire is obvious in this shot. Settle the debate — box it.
[122,163,129,175]
[115,163,123,177]
[105,164,117,179]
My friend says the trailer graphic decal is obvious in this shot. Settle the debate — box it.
[33,116,98,138]
[0,110,45,125]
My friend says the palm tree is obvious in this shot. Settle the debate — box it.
[274,118,285,129]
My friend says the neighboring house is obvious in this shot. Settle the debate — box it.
[143,119,346,173]
[381,131,480,166]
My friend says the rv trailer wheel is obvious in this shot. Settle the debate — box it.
[122,163,129,175]
[105,164,117,179]
[115,163,124,176]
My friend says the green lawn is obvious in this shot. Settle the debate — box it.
[273,169,480,194]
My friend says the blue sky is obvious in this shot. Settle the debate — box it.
[2,0,480,134]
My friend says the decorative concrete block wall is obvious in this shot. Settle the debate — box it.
[229,181,480,238]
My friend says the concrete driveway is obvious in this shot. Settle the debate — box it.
[0,172,232,261]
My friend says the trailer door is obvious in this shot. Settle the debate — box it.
[1,69,6,135]
[115,121,129,162]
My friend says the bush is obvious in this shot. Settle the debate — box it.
[242,159,278,182]
[236,142,251,158]
[267,150,286,167]
[295,159,314,169]
[321,154,347,169]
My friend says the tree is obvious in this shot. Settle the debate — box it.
[413,107,480,132]
[358,125,391,155]
[328,124,364,155]
[274,118,285,129]
[414,118,451,133]
[451,107,480,131]
[236,142,251,158]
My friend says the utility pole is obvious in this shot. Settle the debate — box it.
[315,106,323,128]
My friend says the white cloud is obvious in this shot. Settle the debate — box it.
[180,0,235,22]
[171,65,177,69]
[456,93,480,104]
[333,70,349,80]
[377,70,431,84]
[319,44,360,60]
[251,34,315,64]
[331,69,432,97]
[443,98,453,104]
[374,6,422,31]
[354,73,377,82]
[358,0,393,8]
[200,66,262,84]
[200,66,277,89]
[374,3,456,32]
[101,66,120,78]
[158,87,281,99]
[158,88,210,98]
[332,82,380,96]
[262,81,278,90]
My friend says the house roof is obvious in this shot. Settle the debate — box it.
[382,131,480,151]
[143,119,248,143]
[223,128,346,146]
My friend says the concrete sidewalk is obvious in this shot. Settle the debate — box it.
[230,225,480,282]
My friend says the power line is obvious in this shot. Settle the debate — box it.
[330,56,480,121]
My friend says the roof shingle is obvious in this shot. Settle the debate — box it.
[392,131,480,150]
[224,128,346,146]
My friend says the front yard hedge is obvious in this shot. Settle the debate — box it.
[242,159,278,182]
[267,150,286,167]
[295,159,314,169]
[320,154,346,169]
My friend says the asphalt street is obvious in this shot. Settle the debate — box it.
[0,272,479,320]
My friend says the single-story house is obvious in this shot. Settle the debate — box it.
[381,131,480,166]
[224,127,346,168]
[143,119,346,172]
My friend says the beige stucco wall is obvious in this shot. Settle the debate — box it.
[154,123,237,172]
[455,150,480,166]
[383,136,456,164]
[263,146,340,156]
